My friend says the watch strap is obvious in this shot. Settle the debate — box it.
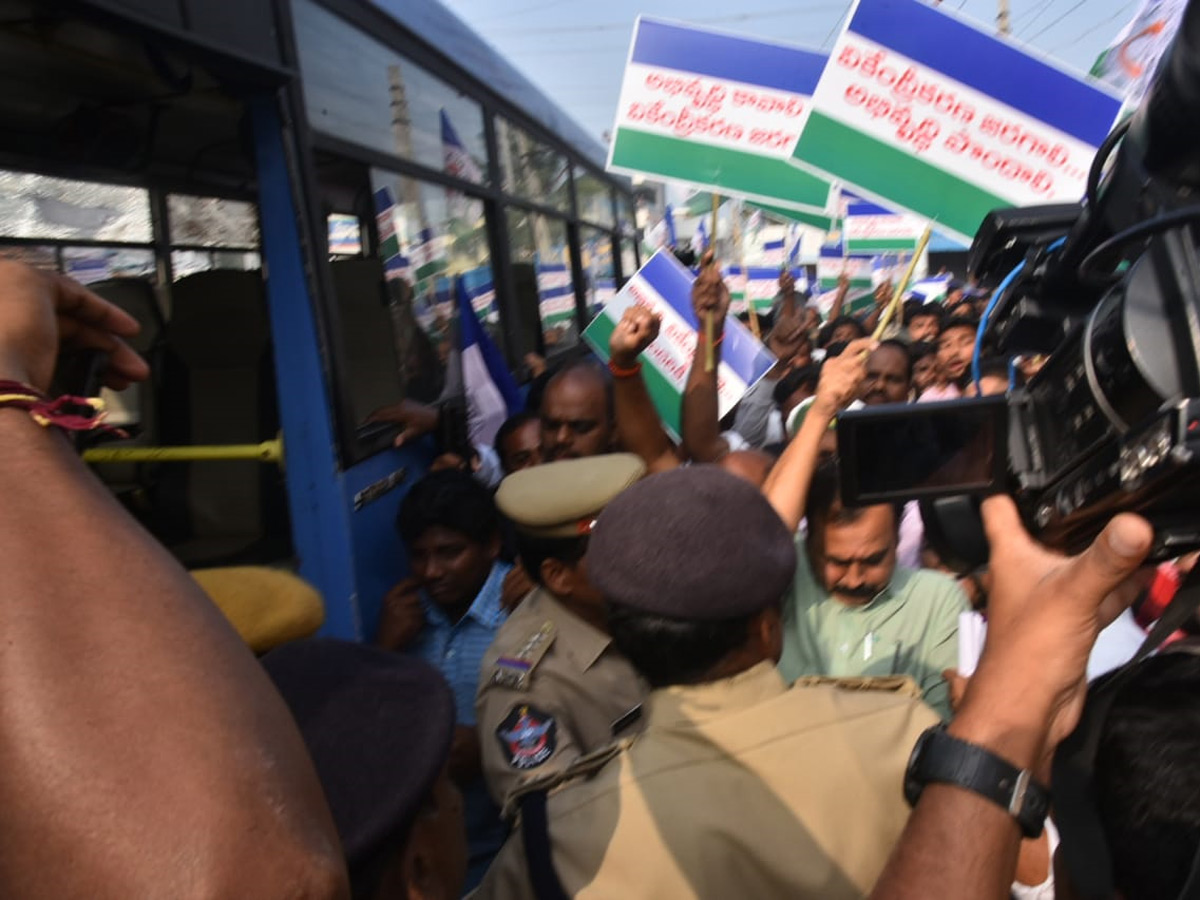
[905,725,1049,838]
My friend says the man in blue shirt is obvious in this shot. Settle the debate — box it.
[379,469,511,890]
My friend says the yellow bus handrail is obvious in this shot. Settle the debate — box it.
[83,437,284,466]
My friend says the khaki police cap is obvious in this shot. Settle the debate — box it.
[495,453,646,538]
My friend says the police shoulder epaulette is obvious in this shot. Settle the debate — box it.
[792,674,924,699]
[489,621,557,691]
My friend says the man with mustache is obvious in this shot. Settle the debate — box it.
[764,344,969,720]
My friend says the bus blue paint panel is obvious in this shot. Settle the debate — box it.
[249,94,363,640]
[341,443,435,641]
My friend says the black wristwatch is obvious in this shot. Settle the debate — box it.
[904,724,1049,838]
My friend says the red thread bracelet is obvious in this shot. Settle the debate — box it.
[608,359,642,378]
[0,380,126,435]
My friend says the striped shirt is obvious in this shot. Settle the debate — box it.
[409,561,511,727]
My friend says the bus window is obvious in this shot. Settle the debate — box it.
[581,227,615,318]
[0,245,57,271]
[620,237,640,286]
[168,194,260,248]
[0,169,151,242]
[506,209,578,355]
[496,116,571,214]
[574,167,615,229]
[292,0,488,188]
[62,247,156,284]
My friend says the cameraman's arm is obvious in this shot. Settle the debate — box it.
[762,338,873,530]
[681,252,732,463]
[0,263,347,898]
[871,498,1152,900]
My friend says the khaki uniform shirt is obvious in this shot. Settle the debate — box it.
[476,588,646,808]
[472,661,938,900]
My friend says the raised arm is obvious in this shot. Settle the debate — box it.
[0,262,346,898]
[828,270,851,322]
[778,268,799,322]
[609,304,682,473]
[680,251,733,463]
[761,337,874,530]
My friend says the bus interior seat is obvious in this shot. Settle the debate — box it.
[85,277,166,495]
[330,257,405,429]
[156,269,291,568]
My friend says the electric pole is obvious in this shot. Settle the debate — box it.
[997,0,1011,35]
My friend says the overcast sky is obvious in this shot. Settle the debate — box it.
[438,0,1140,143]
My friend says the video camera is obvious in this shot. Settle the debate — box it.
[838,1,1200,567]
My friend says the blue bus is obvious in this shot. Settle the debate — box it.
[0,0,639,639]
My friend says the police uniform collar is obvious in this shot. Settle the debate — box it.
[644,661,786,728]
[527,588,613,672]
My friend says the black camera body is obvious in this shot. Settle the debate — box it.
[839,0,1200,563]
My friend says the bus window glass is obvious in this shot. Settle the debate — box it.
[0,245,57,271]
[507,209,577,353]
[581,227,615,318]
[293,0,488,187]
[574,167,614,228]
[327,166,495,432]
[616,194,636,239]
[620,237,640,284]
[496,117,570,212]
[62,247,156,283]
[0,169,150,242]
[168,194,259,248]
[171,250,262,280]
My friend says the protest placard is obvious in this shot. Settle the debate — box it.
[789,0,1123,244]
[583,250,775,438]
[816,245,875,318]
[608,18,836,214]
[844,200,926,253]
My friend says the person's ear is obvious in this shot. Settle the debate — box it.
[400,832,446,900]
[541,557,574,598]
[755,606,783,662]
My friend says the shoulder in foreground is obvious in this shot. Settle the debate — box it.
[787,674,936,720]
[502,737,631,819]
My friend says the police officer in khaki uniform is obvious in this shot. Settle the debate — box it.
[471,466,939,900]
[476,454,648,809]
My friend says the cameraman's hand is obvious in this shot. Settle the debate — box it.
[813,337,875,417]
[610,306,661,369]
[692,250,730,333]
[0,261,148,392]
[952,497,1153,775]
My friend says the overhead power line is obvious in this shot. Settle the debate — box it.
[486,3,848,37]
[1024,0,1090,43]
[1047,0,1138,54]
[1015,0,1063,39]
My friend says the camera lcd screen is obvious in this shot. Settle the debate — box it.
[838,396,1008,505]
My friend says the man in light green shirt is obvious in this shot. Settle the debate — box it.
[778,516,968,719]
[758,334,969,720]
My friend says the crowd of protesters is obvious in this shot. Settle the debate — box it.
[1,256,1198,900]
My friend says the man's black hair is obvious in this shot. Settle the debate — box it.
[396,469,499,546]
[514,532,587,588]
[494,410,539,458]
[876,338,914,381]
[939,314,980,337]
[818,315,867,348]
[909,340,937,364]
[606,603,757,688]
[905,303,943,328]
[973,356,1021,389]
[1089,652,1200,900]
[804,460,903,536]
[773,365,820,407]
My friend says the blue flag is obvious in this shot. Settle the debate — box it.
[457,276,521,446]
[664,204,678,247]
